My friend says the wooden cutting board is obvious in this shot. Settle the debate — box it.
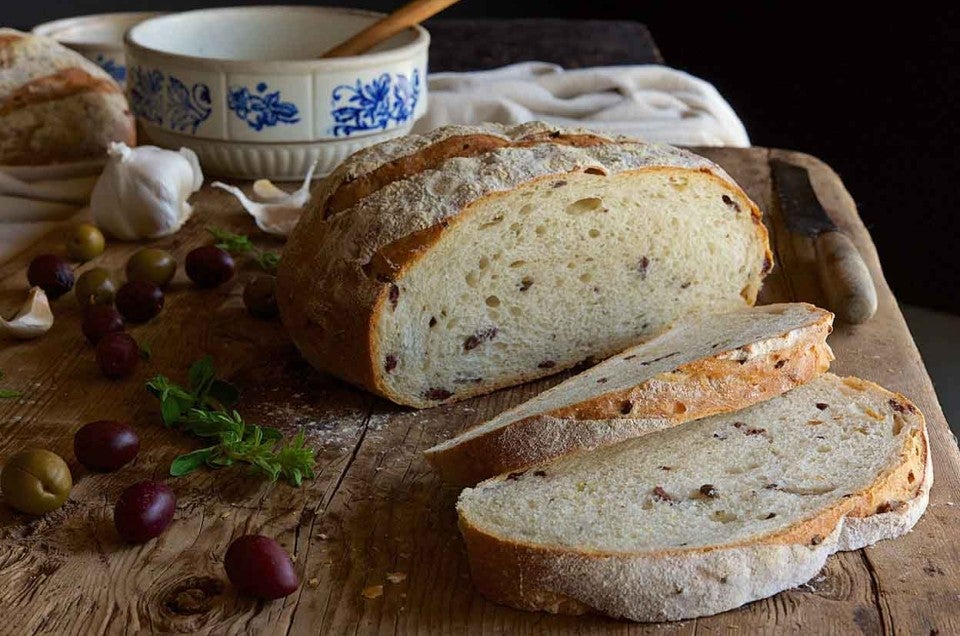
[0,148,956,634]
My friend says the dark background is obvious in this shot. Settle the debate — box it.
[8,2,959,314]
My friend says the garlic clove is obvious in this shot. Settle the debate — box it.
[212,161,317,237]
[252,179,292,201]
[1,287,54,340]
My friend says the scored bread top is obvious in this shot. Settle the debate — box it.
[318,140,754,279]
[457,373,927,554]
[313,122,622,218]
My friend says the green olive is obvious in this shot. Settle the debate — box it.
[66,223,106,262]
[243,275,279,319]
[1,448,72,515]
[75,267,118,307]
[126,248,177,288]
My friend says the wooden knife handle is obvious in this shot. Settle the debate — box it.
[814,230,878,324]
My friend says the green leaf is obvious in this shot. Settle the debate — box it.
[188,356,215,393]
[259,426,283,443]
[207,379,240,408]
[207,227,254,255]
[257,251,281,271]
[160,397,182,426]
[170,447,215,476]
[0,388,20,399]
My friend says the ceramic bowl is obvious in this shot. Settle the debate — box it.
[124,6,429,180]
[33,12,164,86]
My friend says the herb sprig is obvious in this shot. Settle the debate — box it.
[146,357,315,485]
[0,371,19,399]
[207,227,281,271]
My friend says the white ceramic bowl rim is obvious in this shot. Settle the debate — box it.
[125,5,430,72]
[33,12,164,46]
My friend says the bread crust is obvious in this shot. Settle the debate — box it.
[0,29,135,165]
[278,126,771,408]
[457,377,930,622]
[426,315,834,485]
[314,121,616,218]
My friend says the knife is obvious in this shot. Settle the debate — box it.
[770,159,878,324]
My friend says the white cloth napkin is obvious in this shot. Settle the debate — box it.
[414,62,750,147]
[0,162,101,266]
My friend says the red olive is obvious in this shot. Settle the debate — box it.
[114,480,176,543]
[224,534,299,599]
[74,421,140,472]
[81,305,125,345]
[27,254,74,299]
[115,281,164,323]
[95,332,139,379]
[186,246,235,288]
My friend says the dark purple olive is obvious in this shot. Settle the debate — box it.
[115,281,164,323]
[82,305,125,345]
[224,534,299,599]
[186,246,235,288]
[114,480,176,543]
[243,275,278,319]
[27,254,74,299]
[96,332,139,379]
[74,421,140,472]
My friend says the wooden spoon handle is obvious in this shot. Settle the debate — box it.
[321,0,459,58]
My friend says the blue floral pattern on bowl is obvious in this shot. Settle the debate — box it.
[227,83,300,131]
[330,69,420,137]
[168,76,212,134]
[94,54,125,84]
[127,66,212,133]
[128,65,164,125]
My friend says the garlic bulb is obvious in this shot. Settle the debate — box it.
[91,142,203,240]
[1,287,53,340]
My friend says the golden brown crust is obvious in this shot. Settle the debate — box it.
[428,324,834,485]
[0,67,121,116]
[322,132,614,218]
[456,380,929,619]
[276,220,381,394]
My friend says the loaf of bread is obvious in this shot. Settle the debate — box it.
[0,29,135,166]
[278,123,772,408]
[457,373,930,622]
[426,302,834,484]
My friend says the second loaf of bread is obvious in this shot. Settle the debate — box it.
[278,123,772,408]
[0,29,135,166]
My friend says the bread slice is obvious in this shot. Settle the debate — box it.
[457,373,930,622]
[0,29,135,165]
[278,123,772,408]
[426,303,834,484]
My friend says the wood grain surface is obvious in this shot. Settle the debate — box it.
[0,148,955,634]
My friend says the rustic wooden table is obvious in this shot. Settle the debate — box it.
[0,147,956,634]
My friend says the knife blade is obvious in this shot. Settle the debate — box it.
[770,159,878,324]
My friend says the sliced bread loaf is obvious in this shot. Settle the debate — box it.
[278,123,772,408]
[426,302,834,484]
[457,373,930,622]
